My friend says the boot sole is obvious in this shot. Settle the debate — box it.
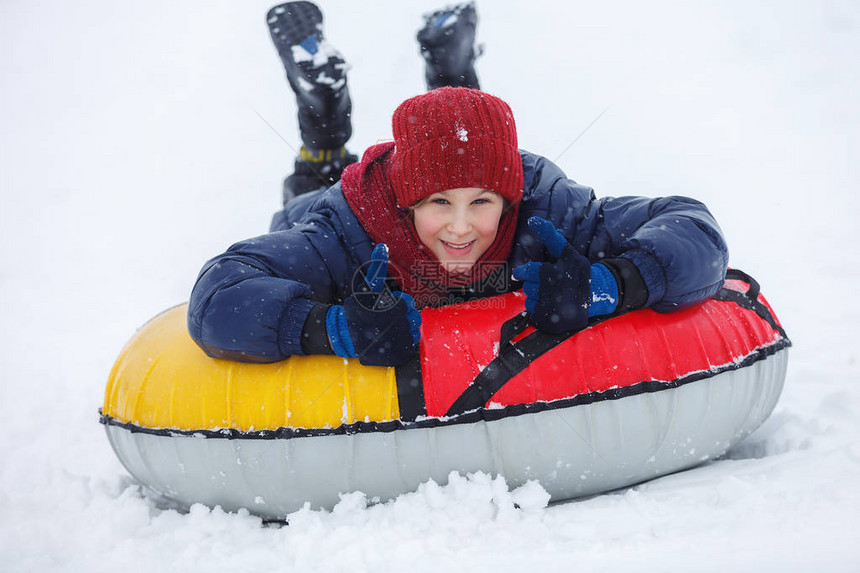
[267,1,324,49]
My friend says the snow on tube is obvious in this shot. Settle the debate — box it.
[100,269,789,519]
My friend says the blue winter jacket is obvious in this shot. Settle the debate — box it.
[188,150,729,362]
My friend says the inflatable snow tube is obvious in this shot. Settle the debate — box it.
[100,270,789,519]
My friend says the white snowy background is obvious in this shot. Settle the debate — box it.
[2,0,859,571]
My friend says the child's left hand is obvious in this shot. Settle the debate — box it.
[511,217,593,334]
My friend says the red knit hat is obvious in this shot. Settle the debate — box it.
[389,87,524,208]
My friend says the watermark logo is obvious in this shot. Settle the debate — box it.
[350,257,408,311]
[350,259,516,310]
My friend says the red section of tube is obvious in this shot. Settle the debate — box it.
[418,281,784,418]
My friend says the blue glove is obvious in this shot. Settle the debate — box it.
[326,244,422,366]
[512,217,618,333]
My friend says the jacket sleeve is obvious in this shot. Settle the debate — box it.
[526,156,729,312]
[589,193,729,311]
[187,209,356,363]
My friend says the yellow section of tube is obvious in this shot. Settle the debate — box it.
[102,305,399,431]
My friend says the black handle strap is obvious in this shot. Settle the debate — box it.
[725,268,761,302]
[499,311,531,347]
[714,269,788,340]
[444,313,575,417]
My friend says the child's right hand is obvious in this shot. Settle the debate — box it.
[327,244,422,367]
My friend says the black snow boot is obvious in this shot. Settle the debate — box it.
[282,145,358,204]
[267,2,357,202]
[417,2,482,90]
[267,1,353,150]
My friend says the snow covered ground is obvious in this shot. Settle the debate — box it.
[2,1,859,571]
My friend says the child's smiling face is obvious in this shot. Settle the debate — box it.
[411,187,506,274]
